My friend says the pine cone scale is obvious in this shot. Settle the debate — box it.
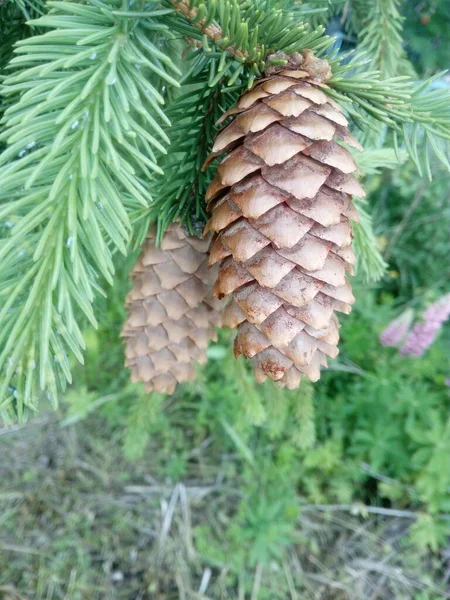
[205,69,364,388]
[261,156,332,201]
[284,112,336,140]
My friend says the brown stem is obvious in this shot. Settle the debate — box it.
[170,0,248,59]
[170,1,332,81]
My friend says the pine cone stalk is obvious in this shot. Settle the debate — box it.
[204,52,365,389]
[122,224,222,394]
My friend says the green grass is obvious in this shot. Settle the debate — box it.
[1,414,448,600]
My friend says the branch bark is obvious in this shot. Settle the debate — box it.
[170,0,248,59]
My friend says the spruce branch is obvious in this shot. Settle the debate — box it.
[1,0,447,416]
[5,0,45,19]
[167,0,332,81]
[0,0,181,416]
[352,201,387,284]
[170,0,248,60]
[0,0,45,119]
[328,56,450,176]
[356,0,405,79]
[288,0,346,28]
[347,147,407,282]
[140,53,239,242]
[355,147,408,175]
[169,1,450,178]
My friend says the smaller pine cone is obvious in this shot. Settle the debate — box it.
[204,65,365,389]
[122,224,222,394]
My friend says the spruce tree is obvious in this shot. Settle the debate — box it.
[1,0,449,416]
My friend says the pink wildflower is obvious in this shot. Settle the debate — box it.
[379,309,413,347]
[423,293,450,324]
[400,293,450,357]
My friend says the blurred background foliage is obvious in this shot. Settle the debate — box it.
[403,0,450,74]
[1,0,450,598]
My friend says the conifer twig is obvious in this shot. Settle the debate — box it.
[170,0,248,59]
[0,2,181,416]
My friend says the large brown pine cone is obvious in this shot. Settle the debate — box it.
[122,224,222,394]
[204,61,365,389]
